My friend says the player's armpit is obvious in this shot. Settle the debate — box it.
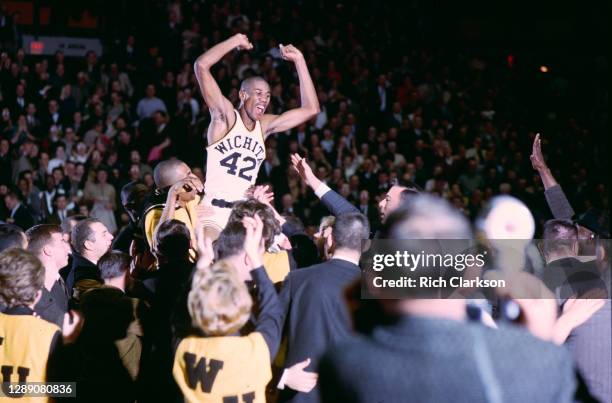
[206,110,235,145]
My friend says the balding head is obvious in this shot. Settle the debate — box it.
[153,159,191,189]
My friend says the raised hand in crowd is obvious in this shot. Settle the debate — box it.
[242,213,265,269]
[248,184,287,227]
[530,133,558,189]
[291,153,322,190]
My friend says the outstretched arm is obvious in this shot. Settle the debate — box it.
[530,133,557,189]
[262,45,320,135]
[291,153,358,216]
[194,34,252,143]
[530,133,575,219]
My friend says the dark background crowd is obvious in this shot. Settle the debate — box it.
[0,0,607,234]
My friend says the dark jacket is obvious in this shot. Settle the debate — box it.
[34,279,69,328]
[320,188,359,216]
[544,185,575,219]
[69,285,148,403]
[10,203,35,230]
[66,254,101,296]
[278,258,360,403]
[320,316,578,403]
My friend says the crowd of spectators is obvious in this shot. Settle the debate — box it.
[0,2,609,402]
[0,0,607,234]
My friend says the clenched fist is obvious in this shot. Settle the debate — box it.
[279,44,304,63]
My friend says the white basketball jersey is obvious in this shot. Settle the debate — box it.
[205,110,266,201]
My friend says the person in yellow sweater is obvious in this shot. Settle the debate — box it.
[0,249,81,401]
[173,214,282,403]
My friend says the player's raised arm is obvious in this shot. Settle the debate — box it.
[262,44,320,136]
[194,34,253,142]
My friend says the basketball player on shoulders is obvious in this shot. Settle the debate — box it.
[194,33,319,238]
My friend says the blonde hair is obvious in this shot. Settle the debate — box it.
[188,260,252,336]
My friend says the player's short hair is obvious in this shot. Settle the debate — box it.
[0,223,26,253]
[240,76,268,92]
[154,219,191,260]
[188,259,252,336]
[0,249,44,308]
[153,158,189,189]
[98,250,130,280]
[26,224,62,256]
[228,200,280,249]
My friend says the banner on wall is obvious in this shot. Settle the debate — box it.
[23,35,103,57]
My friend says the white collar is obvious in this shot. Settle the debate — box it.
[331,250,360,266]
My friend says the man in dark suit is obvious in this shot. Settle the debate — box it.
[74,250,147,402]
[40,98,64,134]
[67,218,114,296]
[369,74,393,126]
[278,212,369,403]
[319,195,581,403]
[11,83,28,116]
[26,224,71,328]
[4,191,35,230]
[542,219,610,403]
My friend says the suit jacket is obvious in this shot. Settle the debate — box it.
[319,188,359,217]
[11,97,28,116]
[278,258,360,403]
[11,203,35,230]
[66,253,101,296]
[320,316,578,403]
[545,184,575,219]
